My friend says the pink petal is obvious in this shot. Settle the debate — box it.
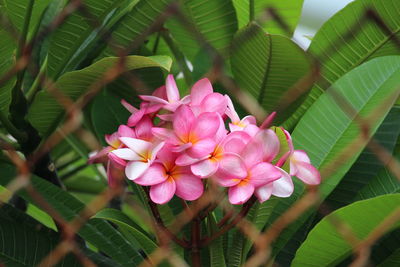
[172,142,193,153]
[150,142,165,161]
[121,99,137,113]
[135,116,153,140]
[221,131,251,153]
[125,161,150,180]
[152,127,173,141]
[225,95,240,122]
[255,184,272,203]
[134,163,167,186]
[108,152,127,166]
[127,109,145,127]
[242,138,264,168]
[105,132,120,147]
[174,174,204,201]
[242,115,256,125]
[175,153,202,166]
[229,183,255,205]
[200,93,227,115]
[217,153,247,180]
[191,112,220,139]
[157,114,174,121]
[139,95,169,105]
[215,115,228,143]
[88,146,113,164]
[119,137,152,156]
[256,129,280,162]
[191,159,219,178]
[173,105,195,140]
[214,175,242,187]
[293,161,321,185]
[118,125,136,138]
[152,85,167,99]
[111,148,141,161]
[292,150,311,164]
[156,144,178,164]
[187,138,215,158]
[150,179,176,204]
[190,78,213,105]
[166,74,180,103]
[283,129,294,153]
[249,162,281,187]
[271,169,294,197]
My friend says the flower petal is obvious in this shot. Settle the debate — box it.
[190,78,213,105]
[108,152,127,166]
[119,137,152,156]
[166,74,180,102]
[111,148,141,161]
[292,150,311,164]
[249,162,281,187]
[256,129,280,162]
[139,95,169,105]
[150,142,165,161]
[191,159,219,178]
[152,127,173,141]
[271,169,294,197]
[135,116,153,140]
[229,183,255,205]
[187,138,215,158]
[293,161,321,185]
[217,153,247,180]
[125,161,150,180]
[127,109,145,127]
[173,105,195,140]
[134,163,167,186]
[175,174,204,201]
[255,184,272,203]
[121,99,137,113]
[118,125,136,138]
[191,112,220,139]
[150,179,176,204]
[199,93,227,115]
[175,153,202,166]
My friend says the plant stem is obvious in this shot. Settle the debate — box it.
[201,196,257,247]
[249,0,255,22]
[26,56,48,103]
[0,110,27,142]
[160,30,193,87]
[191,216,201,267]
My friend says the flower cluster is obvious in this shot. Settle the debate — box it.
[90,75,320,205]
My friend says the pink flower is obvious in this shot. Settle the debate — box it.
[255,167,294,203]
[139,75,189,112]
[152,105,221,159]
[280,129,321,185]
[135,145,203,204]
[111,137,165,180]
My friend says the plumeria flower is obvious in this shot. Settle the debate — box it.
[135,144,203,204]
[225,95,257,132]
[139,74,189,112]
[280,129,321,185]
[153,105,221,159]
[255,167,294,203]
[111,137,165,180]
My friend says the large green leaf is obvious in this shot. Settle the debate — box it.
[207,213,226,267]
[93,209,158,256]
[0,162,144,266]
[285,0,400,129]
[232,0,304,36]
[326,106,400,209]
[3,0,52,39]
[166,0,238,60]
[292,194,400,267]
[262,56,400,255]
[27,55,171,137]
[0,203,119,266]
[46,0,120,78]
[100,0,172,57]
[0,27,16,115]
[231,23,312,123]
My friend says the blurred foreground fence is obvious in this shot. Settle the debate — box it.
[0,0,399,266]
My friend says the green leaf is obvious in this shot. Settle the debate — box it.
[93,208,158,256]
[27,55,172,137]
[326,106,400,209]
[206,213,226,267]
[285,0,400,128]
[91,89,130,144]
[292,194,400,267]
[231,23,312,123]
[0,161,144,266]
[100,0,173,57]
[166,0,238,60]
[378,248,400,267]
[262,56,400,255]
[3,0,52,39]
[233,0,304,36]
[0,203,119,267]
[46,0,120,78]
